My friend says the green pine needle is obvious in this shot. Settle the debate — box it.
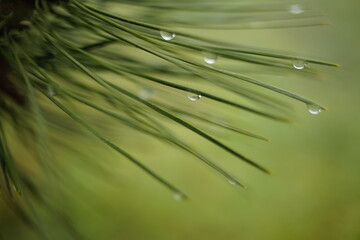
[0,0,337,239]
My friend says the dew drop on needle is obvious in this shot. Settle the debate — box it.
[203,52,218,64]
[307,103,323,115]
[160,31,176,40]
[292,59,307,70]
[289,4,304,14]
[173,192,186,201]
[187,92,202,101]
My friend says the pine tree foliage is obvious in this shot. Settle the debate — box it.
[0,0,337,238]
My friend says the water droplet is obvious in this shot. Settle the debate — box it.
[139,88,155,100]
[160,31,176,41]
[203,52,218,64]
[292,59,307,70]
[48,86,57,96]
[307,103,323,115]
[289,4,304,14]
[187,92,202,101]
[228,179,237,185]
[173,192,186,201]
[226,175,246,187]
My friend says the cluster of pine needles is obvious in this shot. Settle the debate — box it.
[0,0,337,238]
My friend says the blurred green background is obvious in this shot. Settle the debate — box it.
[1,0,360,239]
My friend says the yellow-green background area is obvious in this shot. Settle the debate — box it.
[1,0,359,239]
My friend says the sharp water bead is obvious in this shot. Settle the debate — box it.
[292,59,307,70]
[160,31,176,41]
[203,52,218,64]
[228,179,237,185]
[187,92,202,101]
[307,104,323,115]
[227,175,245,187]
[289,4,304,14]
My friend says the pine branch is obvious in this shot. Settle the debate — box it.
[0,0,337,239]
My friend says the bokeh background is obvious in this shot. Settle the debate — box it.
[1,0,359,239]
